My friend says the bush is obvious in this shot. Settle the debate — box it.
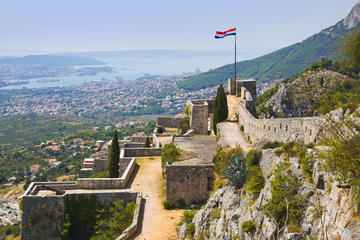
[246,149,262,167]
[162,200,174,209]
[323,114,360,201]
[161,143,182,177]
[178,117,190,134]
[91,201,136,240]
[186,223,196,236]
[210,208,221,220]
[89,171,109,178]
[180,210,197,225]
[242,220,256,234]
[245,166,265,198]
[263,163,305,235]
[262,141,283,149]
[213,145,242,174]
[222,155,247,189]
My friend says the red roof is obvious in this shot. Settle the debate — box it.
[48,159,57,162]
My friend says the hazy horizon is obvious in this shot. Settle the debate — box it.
[0,0,357,56]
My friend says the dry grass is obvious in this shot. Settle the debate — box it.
[0,183,25,198]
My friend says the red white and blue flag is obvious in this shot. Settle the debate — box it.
[215,28,236,38]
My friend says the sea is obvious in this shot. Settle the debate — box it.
[0,54,233,89]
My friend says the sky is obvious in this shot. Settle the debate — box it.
[0,0,358,55]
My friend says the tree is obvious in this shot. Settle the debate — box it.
[213,84,228,134]
[145,137,151,148]
[106,130,120,178]
[343,27,360,68]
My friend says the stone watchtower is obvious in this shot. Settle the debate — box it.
[188,100,209,135]
[228,78,257,113]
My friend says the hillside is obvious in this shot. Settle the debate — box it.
[256,60,360,118]
[177,2,360,91]
[0,55,105,67]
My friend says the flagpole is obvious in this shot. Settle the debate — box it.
[234,31,237,81]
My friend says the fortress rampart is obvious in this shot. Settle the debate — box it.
[238,102,322,144]
[228,78,323,144]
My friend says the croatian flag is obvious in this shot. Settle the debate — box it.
[215,28,236,38]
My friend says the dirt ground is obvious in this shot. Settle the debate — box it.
[131,156,184,240]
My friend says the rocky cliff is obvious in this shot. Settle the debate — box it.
[257,70,353,118]
[178,147,360,240]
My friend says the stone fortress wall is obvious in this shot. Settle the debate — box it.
[21,191,142,240]
[21,155,141,240]
[157,116,184,128]
[166,164,214,205]
[228,78,322,144]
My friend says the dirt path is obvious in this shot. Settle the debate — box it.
[227,95,240,121]
[131,157,184,240]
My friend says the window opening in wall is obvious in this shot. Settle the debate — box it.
[305,126,307,131]
[268,126,270,131]
[280,124,282,129]
[310,130,312,136]
[274,128,276,132]
[263,125,265,129]
[286,125,288,131]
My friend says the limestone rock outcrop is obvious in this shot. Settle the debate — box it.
[177,148,360,240]
[259,70,352,118]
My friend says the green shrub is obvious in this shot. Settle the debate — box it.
[246,149,262,167]
[245,166,265,198]
[222,155,247,189]
[178,117,190,134]
[0,224,21,238]
[242,220,256,234]
[263,163,305,235]
[323,114,360,202]
[186,223,196,236]
[210,208,221,220]
[162,200,174,209]
[262,141,283,149]
[161,143,182,177]
[91,201,136,240]
[213,145,242,174]
[89,171,109,178]
[180,210,198,225]
[274,149,283,157]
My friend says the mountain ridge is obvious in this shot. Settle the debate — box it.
[177,1,360,91]
[0,55,105,67]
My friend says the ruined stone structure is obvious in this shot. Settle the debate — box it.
[165,135,217,206]
[157,116,184,128]
[21,157,140,240]
[228,78,322,144]
[21,191,142,240]
[166,164,214,205]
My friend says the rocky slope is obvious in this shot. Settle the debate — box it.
[258,70,353,118]
[178,147,360,240]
